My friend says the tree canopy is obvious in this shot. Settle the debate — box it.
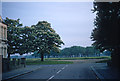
[3,17,23,57]
[91,2,120,52]
[91,2,120,67]
[3,18,64,61]
[32,46,100,58]
[31,21,64,61]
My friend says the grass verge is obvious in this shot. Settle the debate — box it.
[45,56,111,60]
[26,56,110,65]
[26,59,73,65]
[96,59,111,63]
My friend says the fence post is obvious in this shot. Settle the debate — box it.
[21,58,26,67]
[18,59,20,66]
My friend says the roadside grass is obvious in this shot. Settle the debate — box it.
[26,56,110,65]
[26,59,73,65]
[96,59,111,63]
[45,56,111,60]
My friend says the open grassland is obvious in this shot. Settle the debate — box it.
[45,56,111,60]
[26,56,110,65]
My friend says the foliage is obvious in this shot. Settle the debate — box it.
[91,2,120,52]
[31,21,64,61]
[3,18,23,57]
[91,2,120,67]
[32,46,100,58]
[60,46,100,57]
[3,18,64,60]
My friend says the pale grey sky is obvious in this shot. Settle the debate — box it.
[2,2,95,49]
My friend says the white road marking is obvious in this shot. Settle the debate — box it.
[62,67,65,69]
[66,65,68,67]
[47,65,68,81]
[57,70,62,74]
[91,66,104,79]
[47,75,55,81]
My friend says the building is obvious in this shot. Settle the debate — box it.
[0,16,7,58]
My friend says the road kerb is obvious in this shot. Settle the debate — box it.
[2,67,42,81]
[91,66,104,80]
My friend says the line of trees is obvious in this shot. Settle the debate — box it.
[32,46,100,58]
[3,17,64,61]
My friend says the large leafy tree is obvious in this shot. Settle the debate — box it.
[3,17,23,58]
[91,2,120,67]
[19,26,35,55]
[3,18,35,57]
[31,21,64,61]
[3,18,64,60]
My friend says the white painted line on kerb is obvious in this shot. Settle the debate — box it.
[47,75,55,81]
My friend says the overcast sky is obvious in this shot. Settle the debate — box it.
[2,2,95,49]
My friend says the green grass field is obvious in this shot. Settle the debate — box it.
[45,56,111,60]
[26,59,73,65]
[26,56,110,65]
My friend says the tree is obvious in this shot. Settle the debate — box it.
[3,18,36,58]
[91,2,120,67]
[32,21,64,61]
[3,17,23,58]
[19,26,35,55]
[60,46,99,57]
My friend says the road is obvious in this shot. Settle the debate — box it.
[11,60,100,81]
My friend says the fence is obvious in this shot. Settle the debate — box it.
[2,58,26,72]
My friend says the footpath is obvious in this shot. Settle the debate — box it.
[2,65,42,80]
[91,63,120,80]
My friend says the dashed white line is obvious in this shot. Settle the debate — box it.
[47,65,68,81]
[47,75,55,81]
[62,67,65,70]
[57,70,62,74]
[66,65,68,67]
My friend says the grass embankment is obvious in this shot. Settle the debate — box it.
[45,56,111,60]
[26,56,110,65]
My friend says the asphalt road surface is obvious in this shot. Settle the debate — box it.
[11,61,99,81]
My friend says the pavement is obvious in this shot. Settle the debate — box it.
[2,65,42,80]
[92,63,120,80]
[2,61,120,81]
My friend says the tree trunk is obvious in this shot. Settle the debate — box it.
[111,48,120,68]
[8,53,10,58]
[41,53,44,61]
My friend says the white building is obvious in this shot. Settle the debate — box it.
[0,16,7,58]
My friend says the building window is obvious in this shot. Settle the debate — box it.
[1,47,3,56]
[3,47,7,58]
[0,47,1,55]
[1,26,3,39]
[0,26,1,39]
[4,28,6,40]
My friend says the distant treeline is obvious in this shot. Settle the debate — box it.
[32,46,102,58]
